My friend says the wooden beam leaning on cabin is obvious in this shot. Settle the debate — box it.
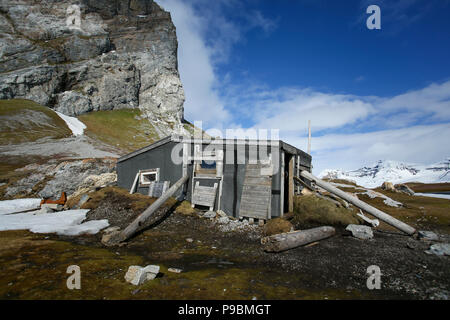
[129,170,141,194]
[299,170,416,235]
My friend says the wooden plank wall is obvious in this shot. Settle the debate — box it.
[239,163,272,220]
[191,181,218,210]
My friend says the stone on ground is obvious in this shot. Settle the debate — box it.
[217,210,228,218]
[346,224,374,240]
[125,265,160,286]
[74,194,90,209]
[103,226,120,234]
[101,230,123,246]
[381,181,396,192]
[395,184,415,196]
[418,231,440,241]
[425,243,450,256]
[217,216,230,224]
[203,211,216,219]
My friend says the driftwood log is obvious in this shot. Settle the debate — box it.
[299,171,416,235]
[103,174,189,246]
[261,226,336,253]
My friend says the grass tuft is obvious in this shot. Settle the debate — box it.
[78,109,161,153]
[292,195,360,229]
[263,218,293,236]
[174,200,197,216]
[0,99,72,145]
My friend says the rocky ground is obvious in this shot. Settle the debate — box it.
[0,135,119,160]
[0,156,117,200]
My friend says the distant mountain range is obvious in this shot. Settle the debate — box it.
[319,158,450,188]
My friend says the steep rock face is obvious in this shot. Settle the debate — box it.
[0,0,185,130]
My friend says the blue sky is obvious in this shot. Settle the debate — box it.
[157,0,450,173]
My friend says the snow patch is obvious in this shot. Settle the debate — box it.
[0,198,42,215]
[0,209,109,235]
[329,182,365,190]
[55,111,86,136]
[357,190,402,207]
[415,193,450,200]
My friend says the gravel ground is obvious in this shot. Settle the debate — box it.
[0,135,119,159]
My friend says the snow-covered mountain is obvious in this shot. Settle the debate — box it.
[319,158,450,188]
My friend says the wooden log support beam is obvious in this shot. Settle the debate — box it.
[129,171,140,194]
[299,170,416,235]
[261,226,336,253]
[104,174,189,245]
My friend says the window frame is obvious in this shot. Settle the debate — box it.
[139,168,160,186]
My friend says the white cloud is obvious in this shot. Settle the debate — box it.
[156,0,277,128]
[378,81,450,121]
[248,81,450,133]
[282,123,450,175]
[242,81,450,173]
[156,0,230,127]
[250,88,375,132]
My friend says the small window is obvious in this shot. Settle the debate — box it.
[200,160,216,169]
[140,169,159,186]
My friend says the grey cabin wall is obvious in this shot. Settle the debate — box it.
[117,141,184,198]
[117,139,312,218]
[182,142,282,218]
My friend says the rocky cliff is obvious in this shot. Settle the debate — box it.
[0,0,185,132]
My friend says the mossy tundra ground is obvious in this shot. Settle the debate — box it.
[1,183,449,300]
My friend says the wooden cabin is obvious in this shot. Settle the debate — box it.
[117,135,312,221]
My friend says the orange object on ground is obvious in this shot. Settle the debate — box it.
[40,192,67,206]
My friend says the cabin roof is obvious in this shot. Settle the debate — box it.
[117,134,310,163]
